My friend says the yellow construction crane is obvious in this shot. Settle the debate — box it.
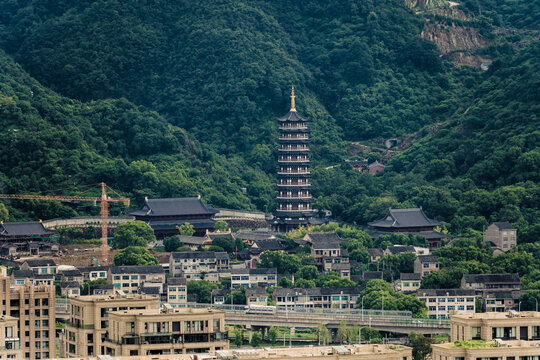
[0,182,130,265]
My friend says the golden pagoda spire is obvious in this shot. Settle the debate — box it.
[290,85,296,112]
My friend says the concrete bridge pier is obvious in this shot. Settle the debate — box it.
[246,324,253,343]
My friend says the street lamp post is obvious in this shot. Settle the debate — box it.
[361,296,366,322]
[535,298,538,313]
[519,301,522,312]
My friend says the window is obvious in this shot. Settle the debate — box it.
[448,298,455,302]
[438,306,446,311]
[122,275,129,280]
[472,327,481,339]
[332,296,340,301]
[131,275,138,280]
[16,280,24,285]
[467,298,474,302]
[35,299,40,306]
[429,306,436,311]
[170,287,176,292]
[467,305,474,310]
[113,276,120,280]
[35,321,40,328]
[35,331,41,338]
[458,306,464,310]
[429,298,436,303]
[438,298,446,303]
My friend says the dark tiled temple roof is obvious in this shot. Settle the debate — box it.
[368,208,441,229]
[0,222,57,236]
[277,111,310,122]
[129,197,218,217]
[147,219,216,230]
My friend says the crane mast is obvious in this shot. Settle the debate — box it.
[0,182,129,265]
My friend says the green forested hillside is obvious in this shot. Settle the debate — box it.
[0,0,538,238]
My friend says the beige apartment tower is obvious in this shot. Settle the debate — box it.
[62,293,160,357]
[0,274,55,360]
[104,307,228,356]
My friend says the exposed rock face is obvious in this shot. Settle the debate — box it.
[421,23,485,55]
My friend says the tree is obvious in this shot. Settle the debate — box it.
[225,290,246,305]
[187,280,219,303]
[360,327,381,343]
[113,246,159,266]
[233,328,243,346]
[519,291,540,311]
[177,223,195,236]
[80,279,107,295]
[163,236,181,252]
[112,221,155,249]
[318,323,331,345]
[0,203,9,222]
[298,265,318,280]
[409,331,433,360]
[337,321,349,344]
[214,220,228,232]
[268,327,278,343]
[260,251,301,274]
[250,331,262,347]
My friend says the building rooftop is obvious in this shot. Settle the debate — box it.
[129,197,218,217]
[385,245,416,254]
[109,307,225,317]
[451,311,540,321]
[362,271,383,280]
[367,248,384,257]
[231,268,277,275]
[23,259,57,267]
[245,287,267,296]
[417,289,476,297]
[252,239,285,252]
[416,255,438,263]
[166,277,187,285]
[462,273,521,284]
[109,265,164,274]
[171,251,228,260]
[70,293,159,303]
[400,273,422,281]
[368,208,441,229]
[0,221,57,236]
[273,287,362,296]
[491,222,516,230]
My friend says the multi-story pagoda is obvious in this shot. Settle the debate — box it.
[272,87,316,232]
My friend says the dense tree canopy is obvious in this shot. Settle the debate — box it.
[113,246,159,266]
[112,221,155,249]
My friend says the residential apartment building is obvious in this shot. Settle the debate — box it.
[62,294,160,358]
[309,234,345,268]
[461,273,522,291]
[273,287,362,310]
[433,312,540,360]
[245,287,267,306]
[0,315,21,359]
[170,252,229,280]
[78,267,109,282]
[480,290,523,313]
[367,248,383,263]
[398,273,422,293]
[0,272,56,359]
[103,307,228,356]
[108,266,165,294]
[20,260,56,275]
[166,277,187,308]
[416,289,476,319]
[413,255,439,278]
[230,268,277,288]
[485,222,517,251]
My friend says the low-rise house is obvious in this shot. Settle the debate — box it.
[245,287,268,306]
[367,248,383,263]
[461,273,522,291]
[59,281,81,297]
[398,273,422,293]
[108,266,165,293]
[480,290,523,313]
[384,245,429,257]
[11,270,34,285]
[178,235,210,250]
[251,239,285,252]
[58,269,84,285]
[20,259,57,275]
[231,268,277,288]
[273,287,362,310]
[169,251,229,280]
[413,255,439,278]
[235,229,277,246]
[329,263,351,279]
[211,289,230,305]
[309,233,345,268]
[362,271,383,281]
[78,266,109,282]
[32,274,54,286]
[166,277,187,308]
[417,289,476,319]
[485,222,517,252]
[368,161,385,175]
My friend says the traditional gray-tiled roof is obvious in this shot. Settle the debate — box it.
[400,273,422,281]
[305,232,342,243]
[245,287,267,296]
[207,233,235,241]
[480,290,523,299]
[94,283,114,290]
[385,245,416,255]
[129,197,218,217]
[362,271,383,280]
[277,110,310,122]
[178,235,208,245]
[416,255,438,263]
[212,289,230,297]
[59,281,79,289]
[235,229,277,242]
[252,239,285,252]
[273,287,362,297]
[59,269,83,277]
[231,268,277,275]
[331,263,351,271]
[368,230,449,240]
[491,222,515,230]
[311,239,341,250]
[171,251,225,260]
[367,248,384,257]
[166,277,187,285]
[139,286,160,295]
[109,266,164,274]
[417,289,476,297]
[368,208,441,229]
[0,222,57,236]
[12,270,33,278]
[462,273,521,284]
[23,259,56,267]
[147,219,216,230]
